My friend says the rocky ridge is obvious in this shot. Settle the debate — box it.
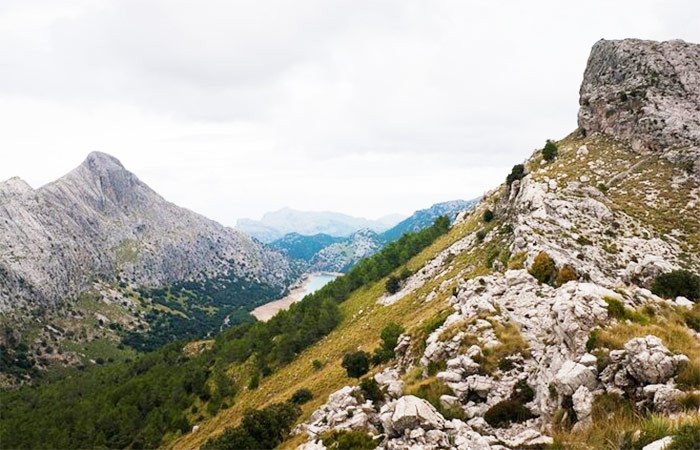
[292,39,700,450]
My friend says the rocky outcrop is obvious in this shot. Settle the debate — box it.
[600,336,688,392]
[578,39,700,154]
[0,152,296,311]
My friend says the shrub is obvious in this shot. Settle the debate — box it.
[290,388,313,405]
[529,251,557,285]
[483,209,494,223]
[652,270,700,301]
[202,402,301,450]
[475,230,486,242]
[542,140,558,161]
[321,430,376,450]
[312,359,323,370]
[484,400,534,427]
[359,378,384,403]
[385,276,401,294]
[399,267,412,280]
[341,351,370,378]
[372,323,405,364]
[555,265,578,286]
[510,379,535,404]
[506,164,526,185]
[604,297,648,323]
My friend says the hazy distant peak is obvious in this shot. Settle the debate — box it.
[82,151,126,171]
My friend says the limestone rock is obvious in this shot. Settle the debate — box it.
[385,395,445,437]
[625,336,686,384]
[554,361,597,396]
[578,39,700,152]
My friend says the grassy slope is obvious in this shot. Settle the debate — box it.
[172,208,498,450]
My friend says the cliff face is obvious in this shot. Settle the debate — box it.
[0,152,295,311]
[578,39,700,155]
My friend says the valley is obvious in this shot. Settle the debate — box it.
[252,272,341,322]
[1,35,699,450]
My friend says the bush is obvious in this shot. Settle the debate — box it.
[202,401,301,450]
[321,430,376,450]
[542,140,558,161]
[385,276,400,294]
[652,270,700,301]
[312,359,323,370]
[475,230,486,242]
[290,388,313,405]
[483,209,494,223]
[506,164,526,185]
[372,322,405,364]
[342,351,370,378]
[359,378,384,403]
[604,297,648,323]
[555,265,578,286]
[484,400,534,427]
[529,251,557,285]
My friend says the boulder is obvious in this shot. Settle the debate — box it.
[554,361,597,396]
[625,336,687,384]
[386,395,445,436]
[572,386,594,425]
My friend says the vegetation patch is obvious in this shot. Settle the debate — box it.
[407,378,465,421]
[484,399,533,428]
[652,270,700,301]
[321,430,376,450]
[529,251,557,284]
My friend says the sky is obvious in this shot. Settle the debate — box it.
[1,0,698,227]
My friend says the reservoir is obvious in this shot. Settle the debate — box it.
[251,272,340,321]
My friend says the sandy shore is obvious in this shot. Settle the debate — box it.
[251,272,341,322]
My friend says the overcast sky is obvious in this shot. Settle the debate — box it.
[1,0,698,226]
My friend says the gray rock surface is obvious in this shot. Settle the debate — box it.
[579,39,700,154]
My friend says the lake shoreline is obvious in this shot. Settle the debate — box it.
[251,271,342,322]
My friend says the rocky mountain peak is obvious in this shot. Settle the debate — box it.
[0,177,33,200]
[578,38,700,153]
[81,151,127,172]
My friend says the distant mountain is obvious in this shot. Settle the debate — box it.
[276,199,478,273]
[380,199,479,242]
[309,228,383,272]
[270,232,345,261]
[236,208,406,242]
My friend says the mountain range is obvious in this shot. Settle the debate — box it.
[270,199,478,272]
[236,208,406,242]
[1,38,699,450]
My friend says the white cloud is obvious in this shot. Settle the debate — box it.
[1,0,698,224]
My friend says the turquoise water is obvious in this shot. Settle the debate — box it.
[303,273,338,295]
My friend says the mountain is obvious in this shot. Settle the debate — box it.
[379,199,479,242]
[0,152,297,379]
[270,199,477,272]
[3,39,700,450]
[308,228,383,272]
[269,232,345,261]
[236,207,405,242]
